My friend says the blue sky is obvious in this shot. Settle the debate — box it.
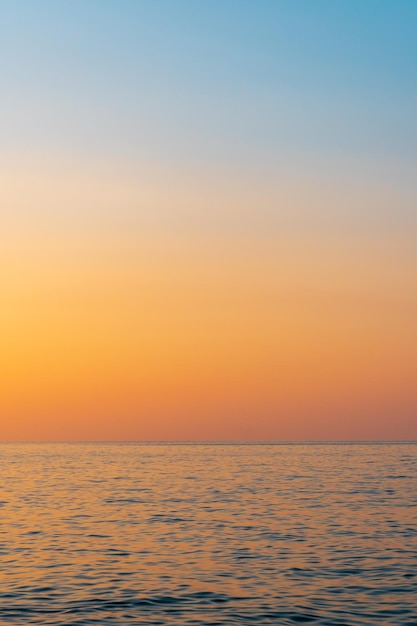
[2,0,417,168]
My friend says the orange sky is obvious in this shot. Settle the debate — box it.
[2,1,417,440]
[1,160,416,441]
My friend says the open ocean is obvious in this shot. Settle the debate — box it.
[0,443,416,625]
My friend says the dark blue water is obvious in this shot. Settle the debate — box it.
[0,443,416,624]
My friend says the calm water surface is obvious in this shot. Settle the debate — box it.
[0,443,416,625]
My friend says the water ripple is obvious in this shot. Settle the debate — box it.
[0,443,416,624]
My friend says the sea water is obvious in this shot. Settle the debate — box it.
[0,443,416,624]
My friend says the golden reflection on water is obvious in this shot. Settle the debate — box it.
[0,443,416,625]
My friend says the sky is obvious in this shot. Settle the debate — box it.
[1,0,416,441]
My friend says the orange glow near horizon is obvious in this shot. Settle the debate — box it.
[1,161,416,441]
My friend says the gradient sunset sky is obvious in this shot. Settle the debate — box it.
[1,0,416,441]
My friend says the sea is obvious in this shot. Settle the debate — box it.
[0,443,416,625]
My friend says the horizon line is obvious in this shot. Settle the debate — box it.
[1,440,416,445]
